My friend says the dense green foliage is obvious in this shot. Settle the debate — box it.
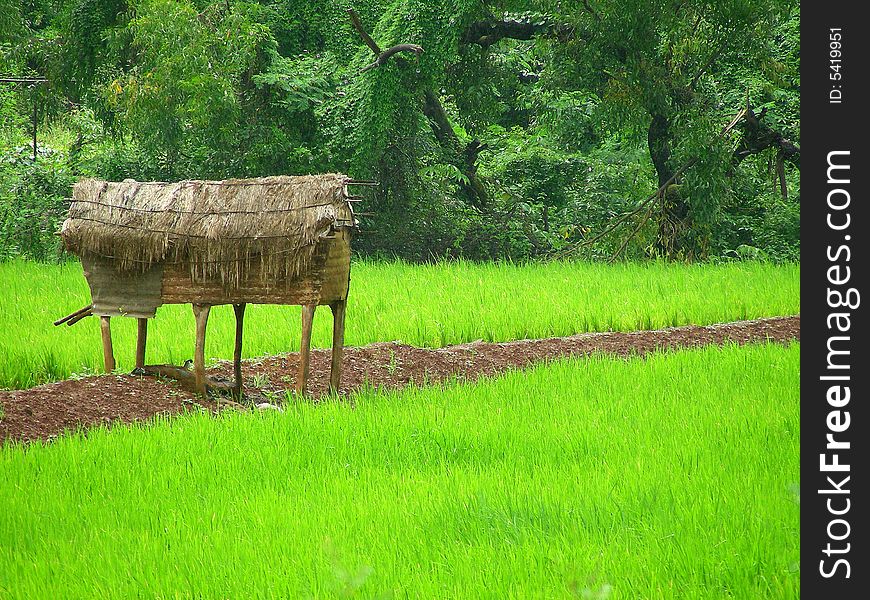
[2,342,800,598]
[0,258,798,389]
[1,1,799,261]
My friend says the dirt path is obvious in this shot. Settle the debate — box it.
[1,316,799,444]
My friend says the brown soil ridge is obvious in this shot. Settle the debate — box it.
[1,315,799,445]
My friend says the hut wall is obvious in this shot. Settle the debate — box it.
[82,255,164,318]
[159,229,351,306]
[314,229,353,303]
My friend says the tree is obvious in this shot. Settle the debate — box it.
[1,0,801,262]
[453,0,798,258]
[552,0,797,257]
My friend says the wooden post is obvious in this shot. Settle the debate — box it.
[192,303,211,396]
[135,318,148,369]
[296,304,316,396]
[233,303,246,401]
[329,300,347,392]
[32,90,37,162]
[99,316,115,373]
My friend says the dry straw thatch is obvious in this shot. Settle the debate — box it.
[61,174,354,289]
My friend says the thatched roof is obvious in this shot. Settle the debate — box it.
[61,174,355,289]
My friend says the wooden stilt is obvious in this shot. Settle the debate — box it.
[233,303,246,402]
[135,318,148,369]
[329,299,347,392]
[296,304,316,396]
[192,303,211,396]
[99,316,115,373]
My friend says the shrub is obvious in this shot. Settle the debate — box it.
[0,147,74,262]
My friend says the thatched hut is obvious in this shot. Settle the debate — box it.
[59,174,362,397]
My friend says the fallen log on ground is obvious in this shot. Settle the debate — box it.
[132,363,237,396]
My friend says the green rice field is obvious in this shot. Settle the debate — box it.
[0,259,799,389]
[0,342,800,598]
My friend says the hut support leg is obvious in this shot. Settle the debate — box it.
[329,299,347,393]
[192,303,211,397]
[233,303,246,402]
[135,318,148,369]
[100,316,115,373]
[296,304,316,396]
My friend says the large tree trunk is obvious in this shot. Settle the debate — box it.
[648,112,674,187]
[421,91,489,208]
[647,112,690,258]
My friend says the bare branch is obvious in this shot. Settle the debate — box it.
[732,106,800,169]
[361,44,424,72]
[347,9,381,55]
[347,9,423,71]
[609,199,656,262]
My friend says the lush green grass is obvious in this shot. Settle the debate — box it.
[0,342,800,598]
[0,259,799,389]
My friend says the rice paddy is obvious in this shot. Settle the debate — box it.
[0,342,800,598]
[0,259,799,389]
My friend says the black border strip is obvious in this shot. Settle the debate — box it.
[802,1,868,595]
